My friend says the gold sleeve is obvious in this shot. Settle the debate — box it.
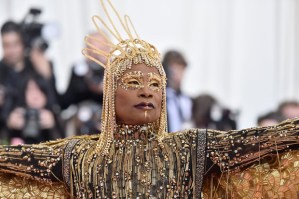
[0,173,68,198]
[205,118,299,173]
[0,140,66,183]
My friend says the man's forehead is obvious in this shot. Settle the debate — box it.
[123,70,160,78]
[122,70,161,77]
[127,63,159,72]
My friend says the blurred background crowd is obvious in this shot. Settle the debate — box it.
[0,0,299,144]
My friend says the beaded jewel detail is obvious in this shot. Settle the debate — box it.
[82,0,168,156]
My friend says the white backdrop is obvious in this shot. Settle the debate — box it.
[0,0,298,128]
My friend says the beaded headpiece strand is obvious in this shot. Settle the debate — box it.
[82,0,168,155]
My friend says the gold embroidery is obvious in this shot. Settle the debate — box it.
[203,150,299,198]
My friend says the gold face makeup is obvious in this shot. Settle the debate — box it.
[147,72,163,92]
[115,63,164,126]
[119,71,164,92]
[119,71,144,90]
[144,110,148,120]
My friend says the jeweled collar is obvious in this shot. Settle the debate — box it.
[114,122,158,142]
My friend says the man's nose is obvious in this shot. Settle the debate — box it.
[138,85,153,98]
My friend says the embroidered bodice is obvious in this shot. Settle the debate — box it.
[0,119,298,198]
[63,123,205,198]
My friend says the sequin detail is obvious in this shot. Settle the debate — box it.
[63,139,80,188]
[195,129,207,199]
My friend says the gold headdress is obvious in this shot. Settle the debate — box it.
[82,0,168,155]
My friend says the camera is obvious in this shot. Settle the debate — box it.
[75,102,102,135]
[211,105,238,130]
[23,108,40,138]
[20,8,59,53]
[74,60,105,89]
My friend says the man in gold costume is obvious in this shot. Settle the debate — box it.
[0,1,298,198]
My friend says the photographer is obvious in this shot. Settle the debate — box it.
[5,74,63,144]
[0,20,56,84]
[0,20,30,141]
[192,94,237,130]
[0,20,59,140]
[59,32,109,109]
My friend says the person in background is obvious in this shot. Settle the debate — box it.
[0,21,27,139]
[4,74,63,144]
[0,20,57,93]
[0,20,58,141]
[257,111,284,127]
[192,94,237,130]
[59,31,110,110]
[59,31,110,136]
[162,50,192,132]
[278,100,299,120]
[64,101,102,137]
[0,1,297,197]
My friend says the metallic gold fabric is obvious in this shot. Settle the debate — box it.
[203,150,299,198]
[206,118,299,172]
[0,140,67,182]
[203,118,299,198]
[65,124,203,198]
[0,119,297,198]
[0,139,71,198]
[0,173,69,198]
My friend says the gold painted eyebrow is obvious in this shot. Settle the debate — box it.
[122,71,144,79]
[119,71,165,91]
[147,72,162,81]
[147,72,163,92]
[119,71,144,90]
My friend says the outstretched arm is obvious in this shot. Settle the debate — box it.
[0,140,66,183]
[205,118,299,173]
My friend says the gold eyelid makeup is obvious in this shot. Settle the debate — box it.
[147,72,162,92]
[119,71,144,90]
[119,71,164,92]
